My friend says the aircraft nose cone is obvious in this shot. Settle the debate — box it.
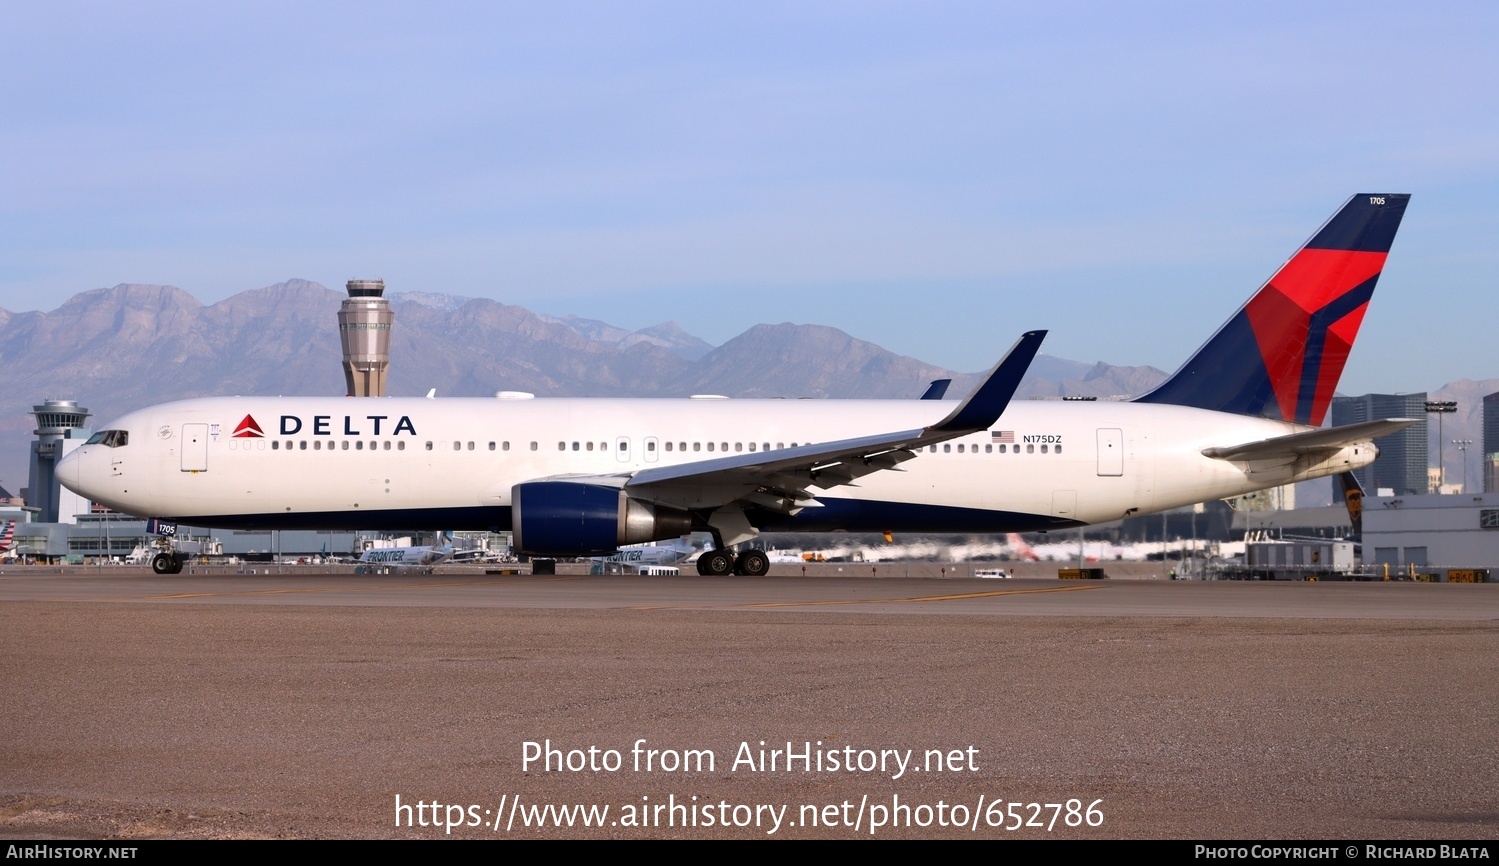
[57,446,82,494]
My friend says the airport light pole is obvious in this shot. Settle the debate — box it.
[1452,439,1474,493]
[1424,401,1457,489]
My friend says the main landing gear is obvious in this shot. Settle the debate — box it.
[695,548,770,577]
[151,551,185,575]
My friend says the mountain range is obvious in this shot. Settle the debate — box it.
[0,280,1491,504]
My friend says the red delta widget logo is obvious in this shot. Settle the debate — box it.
[232,415,264,438]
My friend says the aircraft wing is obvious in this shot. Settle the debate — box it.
[622,427,929,514]
[529,331,1045,517]
[1200,418,1418,462]
[624,330,1045,513]
[919,378,951,400]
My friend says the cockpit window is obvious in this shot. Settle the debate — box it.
[87,430,129,448]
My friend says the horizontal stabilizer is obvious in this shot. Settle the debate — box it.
[1201,418,1418,462]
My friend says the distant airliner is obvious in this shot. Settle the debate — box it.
[354,534,455,573]
[589,538,699,574]
[60,195,1413,576]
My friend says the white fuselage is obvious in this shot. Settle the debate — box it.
[59,395,1370,536]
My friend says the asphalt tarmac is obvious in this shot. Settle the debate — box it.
[2,569,1496,839]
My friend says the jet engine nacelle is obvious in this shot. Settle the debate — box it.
[511,482,693,556]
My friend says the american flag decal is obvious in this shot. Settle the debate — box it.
[990,430,1014,444]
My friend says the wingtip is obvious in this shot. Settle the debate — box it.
[929,329,1047,433]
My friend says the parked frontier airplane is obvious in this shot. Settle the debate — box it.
[354,533,455,573]
[61,194,1413,576]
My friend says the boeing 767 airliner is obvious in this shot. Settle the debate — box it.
[60,194,1414,575]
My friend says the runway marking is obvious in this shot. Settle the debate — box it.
[123,576,582,601]
[630,583,1103,610]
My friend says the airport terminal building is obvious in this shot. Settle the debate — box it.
[1362,492,1499,572]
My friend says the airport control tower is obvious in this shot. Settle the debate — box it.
[29,399,91,523]
[338,278,393,397]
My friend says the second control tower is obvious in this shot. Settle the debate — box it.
[338,278,393,397]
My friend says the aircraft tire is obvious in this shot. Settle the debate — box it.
[151,553,175,575]
[735,549,770,577]
[170,553,185,574]
[698,550,734,576]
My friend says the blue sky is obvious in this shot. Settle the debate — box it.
[2,1,1495,394]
